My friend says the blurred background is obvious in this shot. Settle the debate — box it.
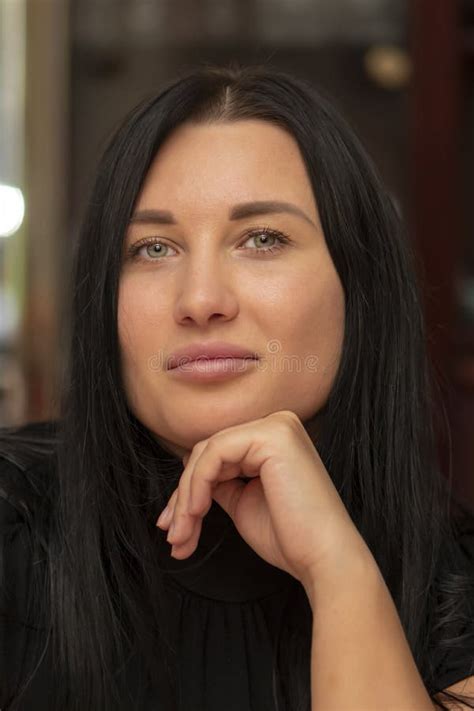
[0,0,473,507]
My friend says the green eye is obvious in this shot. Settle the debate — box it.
[128,239,177,261]
[240,227,290,255]
[144,242,172,259]
[127,226,291,263]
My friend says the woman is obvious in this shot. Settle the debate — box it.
[1,63,473,711]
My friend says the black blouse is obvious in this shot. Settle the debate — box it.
[1,422,473,710]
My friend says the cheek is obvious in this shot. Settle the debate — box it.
[276,265,345,362]
[117,276,166,354]
[117,281,156,381]
[287,272,345,418]
[117,283,138,357]
[117,280,162,409]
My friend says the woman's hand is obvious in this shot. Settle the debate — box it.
[156,410,372,590]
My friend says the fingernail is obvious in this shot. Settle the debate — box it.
[156,505,171,527]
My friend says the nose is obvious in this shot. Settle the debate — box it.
[172,253,239,328]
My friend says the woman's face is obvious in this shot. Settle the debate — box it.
[118,119,345,457]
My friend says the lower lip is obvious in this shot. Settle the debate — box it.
[167,357,258,382]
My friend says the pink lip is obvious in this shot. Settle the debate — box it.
[167,357,258,382]
[166,341,259,370]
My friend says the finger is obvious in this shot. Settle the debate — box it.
[167,490,213,548]
[188,435,260,520]
[170,440,208,542]
[170,514,204,559]
[189,459,242,515]
[157,486,193,545]
[156,486,179,529]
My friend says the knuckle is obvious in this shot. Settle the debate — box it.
[280,409,300,424]
[168,490,179,511]
[194,439,209,454]
[204,437,220,454]
[174,509,186,523]
[196,498,212,519]
[269,410,300,436]
[172,496,184,519]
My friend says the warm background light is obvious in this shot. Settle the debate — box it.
[364,44,412,90]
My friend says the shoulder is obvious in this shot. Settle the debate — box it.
[0,418,58,600]
[0,422,58,704]
[0,419,58,545]
[0,418,58,471]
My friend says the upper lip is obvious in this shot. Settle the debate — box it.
[167,341,259,370]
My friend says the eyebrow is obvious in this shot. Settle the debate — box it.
[129,200,317,228]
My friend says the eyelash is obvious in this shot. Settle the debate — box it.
[126,226,291,263]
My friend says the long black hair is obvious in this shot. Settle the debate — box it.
[1,61,473,710]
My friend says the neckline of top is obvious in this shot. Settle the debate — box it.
[154,498,295,603]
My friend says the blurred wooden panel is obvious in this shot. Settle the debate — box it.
[410,0,474,507]
[21,0,70,422]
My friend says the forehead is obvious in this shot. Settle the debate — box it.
[135,119,319,223]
